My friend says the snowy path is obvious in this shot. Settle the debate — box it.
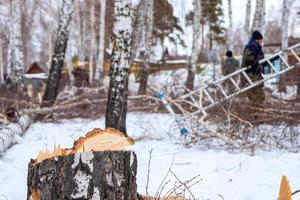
[0,113,300,200]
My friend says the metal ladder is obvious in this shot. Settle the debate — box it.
[155,42,300,119]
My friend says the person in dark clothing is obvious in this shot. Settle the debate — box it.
[241,30,265,104]
[222,50,240,93]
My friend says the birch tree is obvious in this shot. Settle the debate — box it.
[42,0,74,107]
[281,0,291,54]
[95,0,107,82]
[138,0,154,95]
[244,0,252,34]
[131,1,146,62]
[252,0,266,32]
[8,0,24,84]
[186,0,201,90]
[0,40,3,84]
[75,1,84,61]
[227,0,233,50]
[88,2,95,84]
[106,0,133,135]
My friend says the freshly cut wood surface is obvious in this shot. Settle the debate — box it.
[71,128,134,153]
[34,128,134,164]
[278,175,292,200]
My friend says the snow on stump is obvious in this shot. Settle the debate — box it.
[27,128,138,200]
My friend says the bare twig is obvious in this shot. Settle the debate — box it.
[155,155,175,198]
[169,170,197,200]
[146,149,153,195]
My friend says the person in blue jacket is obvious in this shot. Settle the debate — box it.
[241,30,265,104]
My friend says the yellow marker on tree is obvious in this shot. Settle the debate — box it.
[162,0,168,6]
[278,175,292,200]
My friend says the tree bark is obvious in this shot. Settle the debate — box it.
[8,0,25,84]
[27,151,138,200]
[227,0,233,50]
[75,1,84,61]
[88,1,96,85]
[252,0,266,32]
[138,0,154,95]
[0,39,4,84]
[131,1,146,63]
[95,0,107,82]
[0,113,33,155]
[281,0,290,60]
[185,0,201,91]
[105,0,133,136]
[42,0,74,107]
[244,0,252,34]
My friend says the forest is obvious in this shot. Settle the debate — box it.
[1,0,300,199]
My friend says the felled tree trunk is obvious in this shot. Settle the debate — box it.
[0,113,33,154]
[27,151,138,200]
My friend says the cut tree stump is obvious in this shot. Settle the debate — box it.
[27,128,138,200]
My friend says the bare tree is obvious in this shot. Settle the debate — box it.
[0,39,3,84]
[244,0,252,34]
[138,0,154,95]
[252,0,266,32]
[281,0,293,55]
[185,0,201,91]
[227,0,233,50]
[42,0,74,107]
[8,0,24,84]
[75,1,84,61]
[105,0,133,135]
[228,0,233,31]
[88,1,95,84]
[95,0,107,82]
[131,1,146,62]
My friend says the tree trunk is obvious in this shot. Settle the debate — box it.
[244,0,252,34]
[281,0,290,60]
[186,66,195,91]
[42,0,74,107]
[105,0,133,136]
[227,0,233,50]
[138,0,154,95]
[75,1,84,61]
[88,2,95,85]
[8,0,25,84]
[186,0,201,91]
[131,1,146,63]
[0,113,33,155]
[138,67,149,95]
[27,151,138,200]
[95,0,107,82]
[252,0,266,32]
[0,40,4,84]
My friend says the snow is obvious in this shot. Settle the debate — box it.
[0,113,300,200]
[24,73,48,79]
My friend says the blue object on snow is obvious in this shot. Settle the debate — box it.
[180,127,188,136]
[157,92,164,100]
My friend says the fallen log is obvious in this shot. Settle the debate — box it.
[0,113,33,154]
[27,128,137,200]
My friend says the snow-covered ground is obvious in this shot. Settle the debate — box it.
[0,113,300,200]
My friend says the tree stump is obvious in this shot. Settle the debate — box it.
[27,128,138,200]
